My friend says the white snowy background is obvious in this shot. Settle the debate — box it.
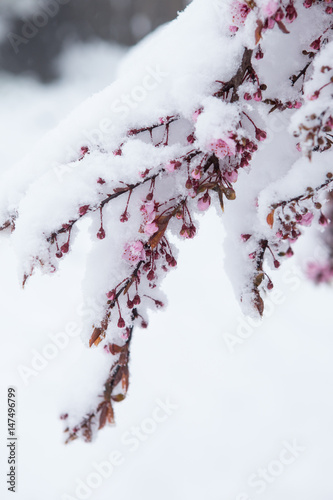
[1,36,333,500]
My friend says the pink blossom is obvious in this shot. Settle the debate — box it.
[122,241,146,264]
[230,0,250,28]
[300,212,314,226]
[262,0,279,17]
[225,170,238,183]
[144,222,159,235]
[294,101,302,109]
[210,136,236,159]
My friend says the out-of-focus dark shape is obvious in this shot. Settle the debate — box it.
[0,0,189,82]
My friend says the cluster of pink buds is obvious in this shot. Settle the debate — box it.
[304,0,333,14]
[262,1,297,29]
[236,137,258,168]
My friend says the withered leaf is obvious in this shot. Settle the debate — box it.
[121,366,129,393]
[89,327,104,347]
[276,20,289,34]
[266,209,275,228]
[113,187,127,194]
[255,20,263,45]
[213,186,224,212]
[98,402,109,430]
[253,290,264,316]
[254,273,264,288]
[111,394,126,402]
[149,215,172,249]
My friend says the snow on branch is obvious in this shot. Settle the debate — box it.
[1,0,333,442]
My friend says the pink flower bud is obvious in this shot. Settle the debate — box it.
[61,243,69,254]
[79,205,90,216]
[191,168,201,180]
[310,37,321,51]
[107,290,116,300]
[117,318,125,329]
[133,295,141,305]
[253,90,262,102]
[192,109,203,122]
[256,129,267,141]
[319,213,329,226]
[197,193,211,211]
[255,48,264,60]
[97,227,106,240]
[147,270,155,281]
[285,3,298,22]
[244,93,252,100]
[300,212,314,226]
[286,247,294,258]
[308,91,319,101]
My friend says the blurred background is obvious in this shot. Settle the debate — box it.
[0,0,189,81]
[0,0,190,169]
